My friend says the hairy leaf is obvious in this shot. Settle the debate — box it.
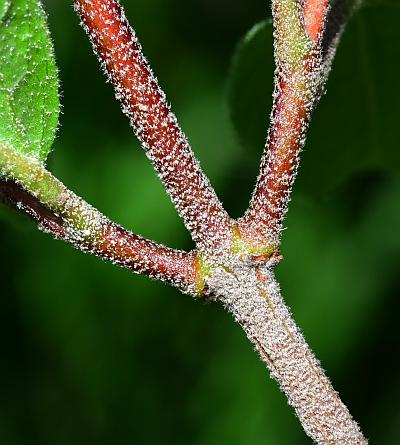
[0,0,59,163]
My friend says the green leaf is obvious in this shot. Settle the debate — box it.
[227,20,274,153]
[0,0,59,164]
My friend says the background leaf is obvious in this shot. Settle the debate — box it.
[0,0,59,163]
[227,20,273,154]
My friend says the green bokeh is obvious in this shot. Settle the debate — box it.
[0,1,399,444]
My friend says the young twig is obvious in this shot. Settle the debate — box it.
[238,0,331,251]
[0,142,199,293]
[74,0,233,256]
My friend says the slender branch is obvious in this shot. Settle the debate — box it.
[206,261,367,444]
[73,0,233,256]
[0,141,199,293]
[238,0,331,251]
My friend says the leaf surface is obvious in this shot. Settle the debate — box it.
[0,0,59,163]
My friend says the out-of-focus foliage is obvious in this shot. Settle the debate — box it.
[0,1,399,444]
[0,0,59,162]
[228,19,273,153]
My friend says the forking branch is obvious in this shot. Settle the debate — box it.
[0,0,368,443]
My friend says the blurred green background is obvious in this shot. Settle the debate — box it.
[1,0,399,443]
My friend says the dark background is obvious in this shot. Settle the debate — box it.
[1,0,399,443]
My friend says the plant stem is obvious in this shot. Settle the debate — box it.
[238,0,340,253]
[303,0,330,41]
[0,2,369,442]
[74,0,233,256]
[207,261,367,444]
[0,141,199,292]
[239,0,320,250]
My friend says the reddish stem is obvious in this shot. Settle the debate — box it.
[303,0,330,42]
[0,179,199,292]
[0,179,66,237]
[95,223,199,290]
[239,0,330,250]
[74,0,232,255]
[239,75,310,248]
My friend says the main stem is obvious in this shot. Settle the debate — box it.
[207,262,367,444]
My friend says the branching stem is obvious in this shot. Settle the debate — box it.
[0,1,369,443]
[0,141,199,292]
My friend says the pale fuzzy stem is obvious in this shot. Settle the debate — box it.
[207,263,367,444]
[73,0,233,256]
[0,141,199,293]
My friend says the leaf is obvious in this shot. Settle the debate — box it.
[0,0,59,164]
[227,20,274,153]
